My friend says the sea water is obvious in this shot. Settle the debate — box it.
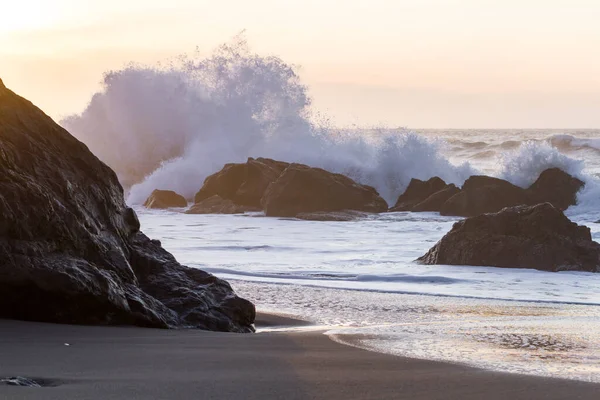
[138,201,600,383]
[132,126,600,382]
[61,39,600,382]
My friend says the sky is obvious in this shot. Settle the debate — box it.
[1,0,599,128]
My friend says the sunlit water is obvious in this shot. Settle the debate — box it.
[134,128,600,383]
[60,41,600,382]
[138,208,600,383]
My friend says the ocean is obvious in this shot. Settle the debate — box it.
[58,43,600,383]
[134,129,600,383]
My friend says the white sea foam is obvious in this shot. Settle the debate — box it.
[55,36,600,385]
[62,38,475,206]
[137,209,600,382]
[498,141,584,188]
[62,38,600,213]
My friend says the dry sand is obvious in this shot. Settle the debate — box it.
[0,314,598,400]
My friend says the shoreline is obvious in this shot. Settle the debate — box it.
[1,316,599,399]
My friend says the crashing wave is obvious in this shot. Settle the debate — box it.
[61,37,473,205]
[61,37,600,216]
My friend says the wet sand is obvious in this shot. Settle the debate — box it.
[0,314,598,400]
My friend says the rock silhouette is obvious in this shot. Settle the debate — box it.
[418,203,600,272]
[390,177,450,212]
[0,79,255,332]
[440,176,529,217]
[262,163,388,217]
[144,189,187,209]
[195,158,289,208]
[391,169,584,217]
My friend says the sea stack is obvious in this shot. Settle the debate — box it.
[390,169,584,217]
[144,189,188,208]
[418,203,600,272]
[262,163,388,217]
[0,80,255,332]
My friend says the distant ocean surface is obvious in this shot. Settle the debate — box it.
[136,129,600,383]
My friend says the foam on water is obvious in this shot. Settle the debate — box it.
[60,37,600,382]
[60,38,600,213]
[61,38,474,206]
[138,210,600,306]
[498,141,584,188]
[138,209,600,382]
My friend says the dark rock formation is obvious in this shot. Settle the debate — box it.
[390,169,584,217]
[0,80,255,332]
[143,189,187,209]
[186,195,259,214]
[526,168,584,211]
[418,203,600,272]
[295,210,371,221]
[440,176,529,217]
[390,177,449,212]
[195,158,289,207]
[262,163,388,217]
[412,185,460,212]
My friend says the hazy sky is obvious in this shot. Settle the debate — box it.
[1,0,599,128]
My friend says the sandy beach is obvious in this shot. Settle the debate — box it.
[1,314,598,400]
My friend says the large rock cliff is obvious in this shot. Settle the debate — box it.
[0,79,255,332]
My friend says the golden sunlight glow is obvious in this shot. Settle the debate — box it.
[1,0,600,127]
[0,1,60,33]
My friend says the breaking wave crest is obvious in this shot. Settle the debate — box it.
[61,37,474,205]
[62,37,600,212]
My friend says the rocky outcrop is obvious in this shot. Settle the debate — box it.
[418,203,600,272]
[391,169,584,217]
[526,168,584,211]
[440,176,529,217]
[390,177,449,212]
[412,185,460,212]
[195,158,289,207]
[143,189,187,209]
[186,195,259,214]
[0,80,255,332]
[262,163,388,217]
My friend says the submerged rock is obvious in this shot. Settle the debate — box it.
[194,157,289,208]
[418,203,600,272]
[143,189,187,209]
[0,81,255,332]
[295,210,371,221]
[186,195,259,214]
[262,163,388,217]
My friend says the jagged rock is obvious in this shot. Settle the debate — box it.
[186,195,259,214]
[143,189,187,209]
[262,163,388,217]
[527,168,584,211]
[412,185,460,212]
[392,169,584,217]
[194,158,289,207]
[390,177,449,212]
[440,176,530,217]
[295,210,371,221]
[0,81,255,332]
[418,203,600,272]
